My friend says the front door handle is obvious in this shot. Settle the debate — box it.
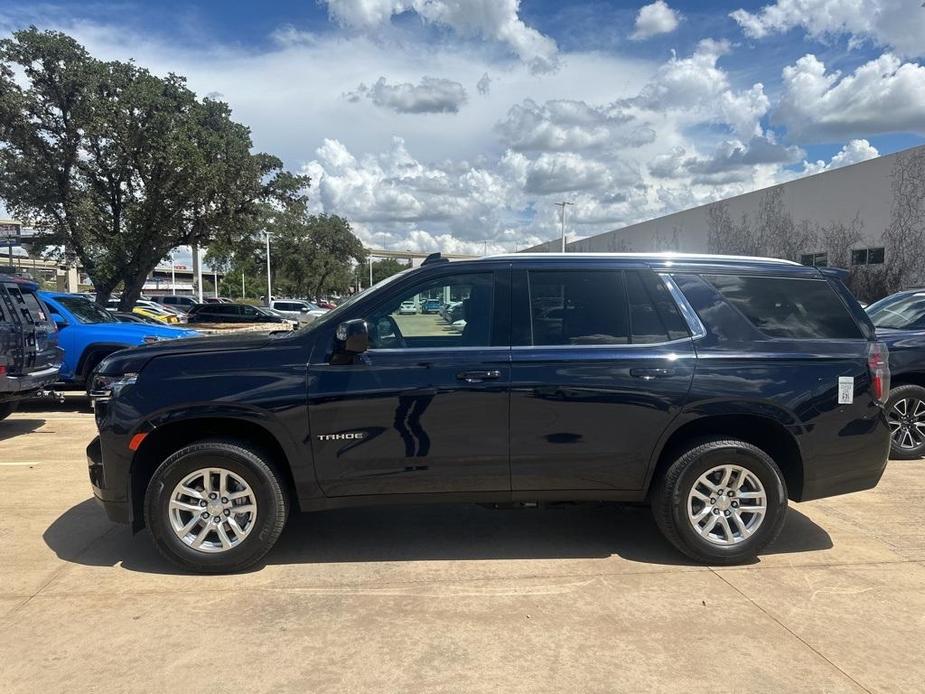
[630,367,676,380]
[457,369,502,383]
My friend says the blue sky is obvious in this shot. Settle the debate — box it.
[1,0,924,253]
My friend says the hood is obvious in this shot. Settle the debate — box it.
[95,330,276,375]
[103,323,199,340]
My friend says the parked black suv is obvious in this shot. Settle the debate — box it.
[1,275,61,420]
[87,253,890,572]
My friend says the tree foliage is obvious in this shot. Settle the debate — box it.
[0,28,308,309]
[883,148,925,294]
[370,258,409,285]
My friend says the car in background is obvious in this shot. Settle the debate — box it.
[269,299,327,326]
[186,303,290,326]
[149,295,198,314]
[1,275,62,420]
[421,298,441,314]
[398,300,417,315]
[866,289,925,459]
[316,299,336,310]
[106,299,181,324]
[111,311,161,325]
[38,291,198,388]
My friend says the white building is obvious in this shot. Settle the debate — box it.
[526,145,925,294]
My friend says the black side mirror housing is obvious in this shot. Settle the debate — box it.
[336,319,369,355]
[52,314,69,329]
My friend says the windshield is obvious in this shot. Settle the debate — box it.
[57,296,116,324]
[867,292,925,330]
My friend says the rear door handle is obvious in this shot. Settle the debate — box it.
[630,367,676,380]
[457,369,502,383]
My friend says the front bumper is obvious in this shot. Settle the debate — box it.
[87,434,133,524]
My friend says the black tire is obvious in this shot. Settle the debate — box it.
[651,438,788,565]
[144,439,289,573]
[0,401,17,421]
[885,384,925,460]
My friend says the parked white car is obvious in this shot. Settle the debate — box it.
[270,299,328,325]
[398,300,417,315]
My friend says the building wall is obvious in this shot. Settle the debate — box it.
[526,145,923,260]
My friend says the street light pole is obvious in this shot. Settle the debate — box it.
[368,256,373,288]
[170,253,176,296]
[265,232,272,306]
[554,201,574,252]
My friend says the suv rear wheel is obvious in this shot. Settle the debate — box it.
[885,384,925,460]
[652,438,788,565]
[144,439,288,573]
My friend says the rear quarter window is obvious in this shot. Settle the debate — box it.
[704,274,862,340]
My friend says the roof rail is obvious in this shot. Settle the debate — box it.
[421,252,449,266]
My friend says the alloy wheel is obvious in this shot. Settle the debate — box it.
[168,467,258,553]
[887,397,925,451]
[687,464,766,546]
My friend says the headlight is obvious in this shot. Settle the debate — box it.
[89,373,138,400]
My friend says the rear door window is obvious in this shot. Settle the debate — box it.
[528,270,629,345]
[704,275,863,339]
[626,271,690,344]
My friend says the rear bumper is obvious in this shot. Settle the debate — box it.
[798,411,891,502]
[0,364,61,399]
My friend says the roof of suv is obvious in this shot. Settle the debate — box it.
[415,252,817,277]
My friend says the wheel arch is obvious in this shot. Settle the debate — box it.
[648,413,805,501]
[76,343,130,382]
[129,416,301,530]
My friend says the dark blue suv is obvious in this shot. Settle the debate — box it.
[87,253,890,572]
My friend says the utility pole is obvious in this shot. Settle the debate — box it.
[241,269,245,300]
[368,256,373,288]
[483,240,488,256]
[193,243,204,304]
[170,252,176,296]
[554,201,574,252]
[214,269,219,299]
[265,232,272,306]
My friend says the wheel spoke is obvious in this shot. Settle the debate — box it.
[201,471,213,493]
[232,504,256,516]
[228,490,250,501]
[169,499,202,513]
[718,466,733,489]
[913,400,925,417]
[698,514,719,537]
[179,515,200,535]
[216,523,232,549]
[219,470,229,497]
[718,515,733,541]
[690,489,711,503]
[895,399,908,417]
[730,512,752,538]
[180,485,204,500]
[190,523,211,548]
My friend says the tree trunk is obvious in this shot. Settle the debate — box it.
[93,283,115,308]
[119,266,152,311]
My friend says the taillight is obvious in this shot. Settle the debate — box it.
[868,341,890,404]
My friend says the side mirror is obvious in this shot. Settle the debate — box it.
[336,319,369,355]
[52,314,69,329]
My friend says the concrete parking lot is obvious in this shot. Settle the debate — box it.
[1,399,923,693]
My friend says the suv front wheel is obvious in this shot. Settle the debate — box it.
[652,438,788,565]
[144,439,289,573]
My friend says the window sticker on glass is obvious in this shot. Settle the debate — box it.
[838,376,854,404]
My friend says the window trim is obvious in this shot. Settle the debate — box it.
[659,274,706,339]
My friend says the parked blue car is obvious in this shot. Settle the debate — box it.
[38,291,198,387]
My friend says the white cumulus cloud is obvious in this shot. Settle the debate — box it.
[776,53,925,139]
[347,76,468,113]
[800,139,880,175]
[730,0,925,58]
[631,1,681,40]
[320,0,560,72]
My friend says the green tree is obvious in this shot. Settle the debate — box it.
[0,28,307,310]
[370,257,409,284]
